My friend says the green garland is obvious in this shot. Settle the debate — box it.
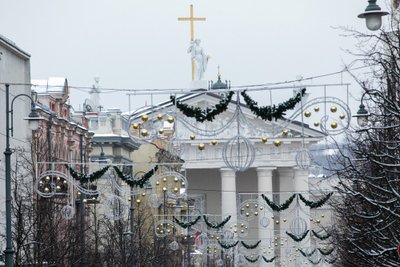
[170,91,234,122]
[261,194,296,212]
[217,240,239,249]
[325,258,337,264]
[312,230,331,240]
[318,248,334,256]
[113,165,158,188]
[262,256,277,263]
[65,164,109,184]
[173,216,201,229]
[244,256,259,263]
[286,230,309,242]
[241,240,261,249]
[299,248,316,257]
[309,258,322,265]
[203,215,231,229]
[241,88,306,121]
[298,192,333,208]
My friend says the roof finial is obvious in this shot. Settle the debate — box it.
[217,65,221,79]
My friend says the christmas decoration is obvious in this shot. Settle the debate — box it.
[299,248,316,257]
[312,230,331,240]
[170,91,234,122]
[241,88,306,121]
[113,165,158,188]
[217,240,239,249]
[318,247,334,256]
[262,256,277,263]
[65,164,109,184]
[244,255,259,263]
[298,192,333,208]
[173,216,201,229]
[241,240,261,249]
[203,215,231,229]
[261,193,296,212]
[286,230,309,242]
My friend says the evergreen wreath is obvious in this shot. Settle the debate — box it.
[318,248,334,256]
[217,240,239,249]
[298,192,333,208]
[170,91,234,123]
[286,230,309,242]
[113,165,158,188]
[241,240,261,249]
[309,258,322,265]
[241,88,306,121]
[203,215,231,229]
[299,248,316,258]
[312,230,331,240]
[65,164,109,184]
[173,216,201,229]
[325,258,337,264]
[261,193,296,212]
[244,256,259,263]
[262,256,277,263]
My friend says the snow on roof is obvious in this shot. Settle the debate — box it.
[32,77,67,94]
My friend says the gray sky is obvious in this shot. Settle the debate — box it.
[0,0,380,112]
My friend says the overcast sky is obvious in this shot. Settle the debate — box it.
[0,0,384,112]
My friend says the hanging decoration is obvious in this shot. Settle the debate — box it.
[262,256,277,263]
[299,248,316,258]
[308,258,322,265]
[217,240,239,249]
[173,216,201,229]
[325,258,337,264]
[312,230,331,240]
[113,165,158,188]
[298,192,333,208]
[244,255,259,263]
[170,91,234,122]
[203,215,231,229]
[286,230,309,242]
[241,88,306,121]
[241,240,261,249]
[261,194,296,212]
[65,164,109,183]
[318,248,334,256]
[60,205,75,220]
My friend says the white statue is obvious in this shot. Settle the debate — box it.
[188,39,209,80]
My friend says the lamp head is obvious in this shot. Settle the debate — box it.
[25,104,40,131]
[353,103,370,127]
[358,0,388,31]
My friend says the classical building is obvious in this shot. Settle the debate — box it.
[129,76,330,266]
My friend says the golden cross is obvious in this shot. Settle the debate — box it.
[178,5,206,80]
[178,4,206,41]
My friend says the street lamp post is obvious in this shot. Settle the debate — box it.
[3,84,40,267]
[358,0,389,31]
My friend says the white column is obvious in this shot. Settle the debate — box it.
[220,168,237,224]
[256,167,275,242]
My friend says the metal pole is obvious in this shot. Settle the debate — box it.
[47,115,52,170]
[79,134,86,267]
[130,189,135,267]
[4,84,14,267]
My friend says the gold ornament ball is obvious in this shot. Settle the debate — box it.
[56,176,61,182]
[56,185,61,191]
[339,113,346,120]
[158,128,164,134]
[198,143,205,150]
[245,204,250,208]
[173,187,179,193]
[275,220,280,224]
[140,129,148,137]
[254,211,258,216]
[283,218,287,222]
[314,106,320,112]
[260,206,263,210]
[167,116,174,123]
[240,229,244,233]
[211,140,218,146]
[304,111,312,117]
[261,137,268,143]
[156,181,160,186]
[141,114,149,122]
[136,199,141,204]
[174,177,179,182]
[162,187,167,192]
[330,121,338,129]
[44,187,50,192]
[313,121,320,127]
[156,114,163,120]
[245,212,250,217]
[274,140,282,147]
[45,176,51,181]
[190,134,196,140]
[132,123,139,129]
[141,192,146,196]
[330,106,337,113]
[163,177,167,182]
[181,182,185,186]
[283,129,289,136]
